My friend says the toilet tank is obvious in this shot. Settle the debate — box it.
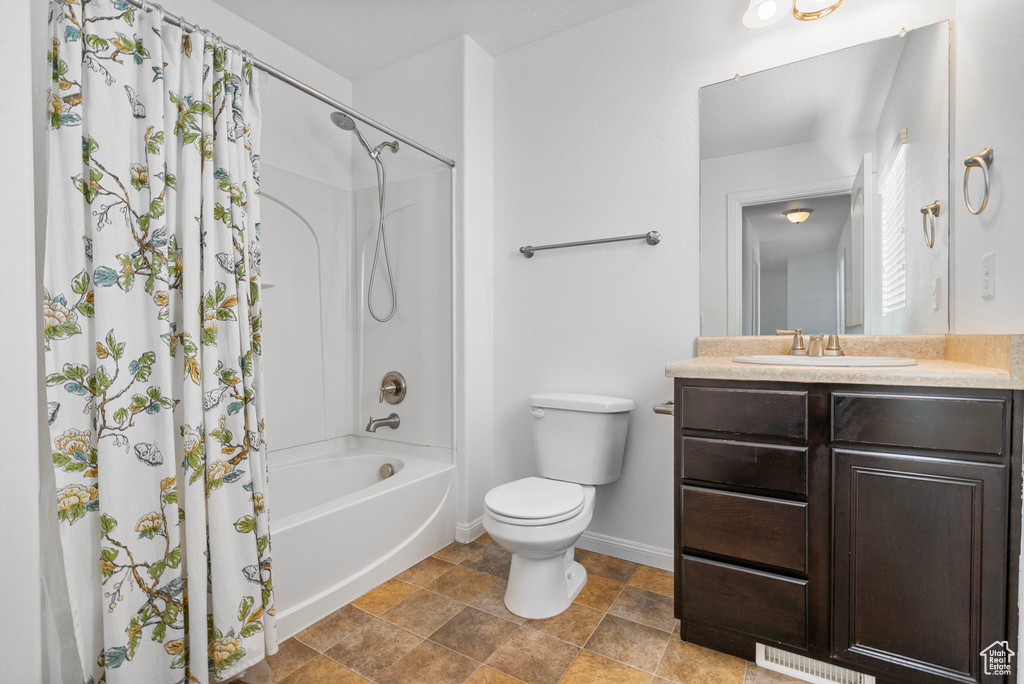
[529,393,634,485]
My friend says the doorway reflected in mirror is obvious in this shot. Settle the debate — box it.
[743,194,852,336]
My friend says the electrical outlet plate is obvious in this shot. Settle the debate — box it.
[982,251,995,299]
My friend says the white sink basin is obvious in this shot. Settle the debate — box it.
[732,355,918,368]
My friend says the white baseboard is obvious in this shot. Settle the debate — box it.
[455,516,485,543]
[577,530,674,571]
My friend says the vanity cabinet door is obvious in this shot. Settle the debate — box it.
[832,448,1009,684]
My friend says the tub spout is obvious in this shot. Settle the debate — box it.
[366,413,400,432]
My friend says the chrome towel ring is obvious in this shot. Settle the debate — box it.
[920,200,940,248]
[964,147,994,215]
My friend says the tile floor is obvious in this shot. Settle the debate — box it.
[268,534,802,684]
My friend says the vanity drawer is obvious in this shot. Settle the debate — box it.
[682,486,807,572]
[832,392,1006,455]
[681,386,808,440]
[682,437,807,494]
[682,555,808,649]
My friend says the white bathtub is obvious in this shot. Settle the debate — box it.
[269,436,455,638]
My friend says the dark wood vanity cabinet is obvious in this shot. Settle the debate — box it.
[673,378,1023,684]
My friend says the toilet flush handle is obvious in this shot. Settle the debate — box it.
[530,408,545,419]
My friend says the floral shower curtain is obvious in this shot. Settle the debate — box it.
[44,1,276,682]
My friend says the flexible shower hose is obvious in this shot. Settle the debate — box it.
[367,152,396,322]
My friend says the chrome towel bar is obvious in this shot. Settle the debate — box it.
[653,401,674,416]
[964,147,994,215]
[520,231,661,258]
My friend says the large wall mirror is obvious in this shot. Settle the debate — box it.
[699,21,950,336]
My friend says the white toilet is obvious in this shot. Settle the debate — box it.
[483,393,634,619]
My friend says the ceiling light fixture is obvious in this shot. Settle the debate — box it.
[792,0,845,21]
[743,0,844,28]
[742,0,790,28]
[784,209,813,224]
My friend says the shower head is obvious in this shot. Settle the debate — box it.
[331,110,374,157]
[330,111,357,131]
[329,111,399,159]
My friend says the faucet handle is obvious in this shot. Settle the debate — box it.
[824,334,846,357]
[777,329,807,356]
[378,371,407,404]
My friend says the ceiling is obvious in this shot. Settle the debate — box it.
[700,33,906,159]
[209,0,651,80]
[746,194,851,268]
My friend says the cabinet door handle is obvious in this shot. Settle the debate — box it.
[654,401,674,416]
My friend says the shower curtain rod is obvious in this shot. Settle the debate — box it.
[123,0,457,168]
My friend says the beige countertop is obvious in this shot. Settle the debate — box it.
[665,335,1024,390]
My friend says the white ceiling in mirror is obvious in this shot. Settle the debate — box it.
[745,194,851,268]
[208,0,650,79]
[700,35,906,160]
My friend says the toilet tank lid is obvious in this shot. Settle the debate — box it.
[530,393,634,413]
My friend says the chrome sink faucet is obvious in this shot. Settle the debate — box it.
[366,413,400,432]
[776,330,845,357]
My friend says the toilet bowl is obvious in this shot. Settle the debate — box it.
[483,393,633,619]
[483,478,596,619]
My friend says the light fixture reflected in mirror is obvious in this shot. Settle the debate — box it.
[784,208,813,224]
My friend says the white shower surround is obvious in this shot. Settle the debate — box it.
[259,129,456,639]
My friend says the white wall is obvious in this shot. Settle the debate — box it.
[787,250,838,333]
[950,0,1024,332]
[871,22,949,334]
[493,0,955,561]
[836,214,862,334]
[458,40,497,533]
[1,1,42,679]
[760,267,789,335]
[741,216,760,336]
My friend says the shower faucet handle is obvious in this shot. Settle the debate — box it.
[378,371,407,404]
[379,382,398,403]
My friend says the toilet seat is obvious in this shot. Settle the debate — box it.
[485,477,585,526]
